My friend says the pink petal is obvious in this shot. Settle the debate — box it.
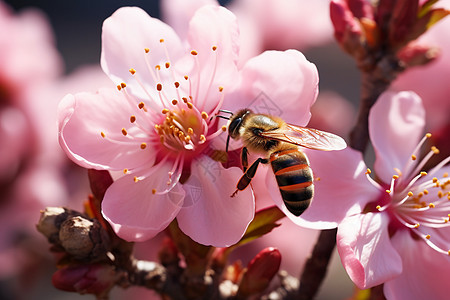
[369,91,425,183]
[187,5,240,113]
[177,155,255,247]
[102,161,185,242]
[265,147,379,229]
[224,50,319,126]
[161,0,218,41]
[101,7,184,102]
[337,213,402,289]
[58,89,155,170]
[384,230,450,300]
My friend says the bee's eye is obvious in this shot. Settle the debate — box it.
[228,117,242,137]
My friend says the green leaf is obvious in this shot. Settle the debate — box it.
[418,0,439,19]
[226,206,285,254]
[426,8,450,29]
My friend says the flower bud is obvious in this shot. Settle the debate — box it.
[236,247,282,297]
[52,263,119,296]
[37,207,66,241]
[397,43,440,68]
[59,216,111,260]
[330,0,365,57]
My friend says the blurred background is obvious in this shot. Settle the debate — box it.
[0,0,367,299]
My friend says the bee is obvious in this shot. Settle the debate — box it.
[226,109,347,216]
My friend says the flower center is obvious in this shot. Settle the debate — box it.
[366,133,450,255]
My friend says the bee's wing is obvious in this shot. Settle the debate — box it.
[260,123,347,151]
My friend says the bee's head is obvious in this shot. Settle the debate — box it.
[228,109,252,139]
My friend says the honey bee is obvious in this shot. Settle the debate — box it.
[226,109,347,216]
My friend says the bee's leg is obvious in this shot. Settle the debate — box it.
[241,147,249,172]
[231,157,269,197]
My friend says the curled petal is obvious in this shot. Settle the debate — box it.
[369,91,425,183]
[177,155,254,247]
[337,213,402,289]
[58,89,156,170]
[385,230,450,300]
[224,50,318,126]
[102,161,185,242]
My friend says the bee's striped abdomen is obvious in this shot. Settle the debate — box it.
[270,148,313,216]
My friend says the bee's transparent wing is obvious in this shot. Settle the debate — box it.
[260,123,347,151]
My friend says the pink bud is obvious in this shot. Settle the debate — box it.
[388,0,419,47]
[237,247,282,297]
[397,43,440,67]
[52,264,119,296]
[330,0,365,57]
[348,0,374,20]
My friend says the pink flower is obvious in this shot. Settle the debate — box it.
[293,91,450,298]
[58,6,319,246]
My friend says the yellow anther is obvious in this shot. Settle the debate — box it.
[423,189,429,195]
[138,102,145,109]
[160,39,164,43]
[448,250,450,256]
[130,115,136,123]
[411,154,417,161]
[157,83,163,91]
[429,203,435,208]
[212,45,217,51]
[433,177,438,183]
[218,86,224,92]
[386,190,391,194]
[172,99,178,105]
[101,132,106,138]
[182,97,188,103]
[365,168,372,175]
[185,136,191,142]
[408,191,413,197]
[200,134,206,142]
[393,175,399,180]
[187,128,194,135]
[431,146,440,154]
[418,192,424,198]
[121,82,127,88]
[187,102,193,109]
[438,191,444,198]
[174,81,180,88]
[420,171,427,176]
[165,62,170,68]
[426,133,432,138]
[201,112,208,119]
[129,68,136,75]
[184,75,189,80]
[155,65,161,70]
[444,172,449,178]
[426,234,431,239]
[316,177,321,181]
[221,125,227,131]
[134,176,139,182]
[117,84,122,91]
[140,143,147,150]
[414,223,420,228]
[122,128,128,136]
[152,189,156,194]
[191,50,198,55]
[376,205,381,210]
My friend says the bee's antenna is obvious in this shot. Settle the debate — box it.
[225,134,231,153]
[210,109,234,122]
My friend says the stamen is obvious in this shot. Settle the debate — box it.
[130,115,136,123]
[122,128,128,136]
